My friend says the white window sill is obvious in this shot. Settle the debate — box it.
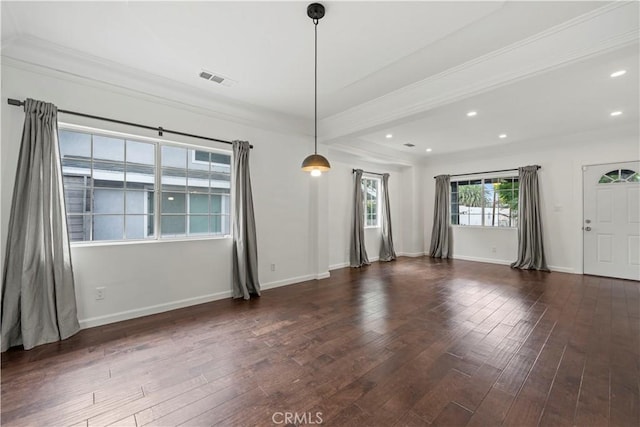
[364,225,381,229]
[451,225,517,230]
[70,234,232,248]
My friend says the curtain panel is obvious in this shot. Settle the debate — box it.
[2,98,80,352]
[511,165,549,271]
[379,173,396,262]
[350,169,370,267]
[429,174,451,258]
[231,141,261,299]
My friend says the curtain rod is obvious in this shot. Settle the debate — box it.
[352,169,387,176]
[7,98,252,149]
[434,166,540,179]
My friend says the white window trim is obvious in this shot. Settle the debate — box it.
[58,123,234,246]
[450,173,519,229]
[69,234,230,248]
[362,176,381,229]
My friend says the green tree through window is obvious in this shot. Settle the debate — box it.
[451,176,519,227]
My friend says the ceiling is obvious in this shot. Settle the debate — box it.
[359,44,639,157]
[2,1,638,162]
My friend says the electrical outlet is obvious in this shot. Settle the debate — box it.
[270,263,276,272]
[491,247,497,253]
[95,287,106,300]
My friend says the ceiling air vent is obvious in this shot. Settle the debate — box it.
[403,143,415,147]
[199,69,237,87]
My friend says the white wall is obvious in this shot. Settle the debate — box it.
[400,165,427,256]
[327,155,407,269]
[4,60,635,332]
[423,125,640,273]
[1,62,329,327]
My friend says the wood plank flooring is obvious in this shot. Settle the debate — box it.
[2,257,639,426]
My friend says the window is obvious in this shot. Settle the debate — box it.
[451,176,519,228]
[598,168,640,184]
[59,128,231,243]
[362,177,380,227]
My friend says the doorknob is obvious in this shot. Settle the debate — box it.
[584,226,592,231]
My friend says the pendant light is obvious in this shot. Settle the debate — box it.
[301,2,331,177]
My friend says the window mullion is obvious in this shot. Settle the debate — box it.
[155,142,161,240]
[89,134,94,241]
[480,178,485,227]
[208,152,212,234]
[123,139,127,240]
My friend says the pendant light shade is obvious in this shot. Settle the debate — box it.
[302,2,330,176]
[301,153,331,172]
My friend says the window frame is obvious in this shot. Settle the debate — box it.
[362,176,381,229]
[59,123,233,246]
[450,174,519,229]
[598,168,640,184]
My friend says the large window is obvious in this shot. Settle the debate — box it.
[59,128,231,242]
[451,176,519,227]
[363,177,380,228]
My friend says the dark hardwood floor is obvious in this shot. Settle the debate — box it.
[2,257,639,426]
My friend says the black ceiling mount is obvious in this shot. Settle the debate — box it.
[307,3,325,21]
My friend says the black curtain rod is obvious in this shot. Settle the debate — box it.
[7,98,252,149]
[352,169,387,176]
[434,166,540,179]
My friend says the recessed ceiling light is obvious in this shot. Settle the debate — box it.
[499,134,507,139]
[610,111,623,116]
[467,111,477,117]
[426,148,432,152]
[610,70,626,78]
[385,133,393,139]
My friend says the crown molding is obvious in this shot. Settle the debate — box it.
[319,1,639,142]
[1,36,311,137]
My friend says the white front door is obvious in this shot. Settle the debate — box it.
[583,161,640,280]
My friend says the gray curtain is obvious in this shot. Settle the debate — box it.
[232,141,260,299]
[350,169,370,267]
[2,99,80,352]
[429,175,451,258]
[511,166,549,271]
[379,173,396,262]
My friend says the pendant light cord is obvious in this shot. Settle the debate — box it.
[314,18,318,154]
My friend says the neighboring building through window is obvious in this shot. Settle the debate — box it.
[59,128,231,242]
[362,177,380,228]
[451,176,519,227]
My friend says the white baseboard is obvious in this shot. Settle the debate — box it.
[453,255,575,274]
[79,290,231,329]
[329,256,384,271]
[79,271,333,329]
[329,262,349,271]
[261,272,329,291]
[453,254,511,266]
[397,252,427,258]
[548,265,575,274]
